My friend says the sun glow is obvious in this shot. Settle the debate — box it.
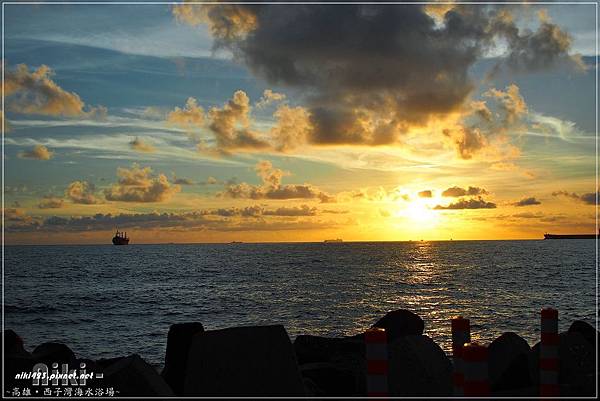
[403,201,437,224]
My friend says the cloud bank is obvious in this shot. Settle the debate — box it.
[220,160,335,203]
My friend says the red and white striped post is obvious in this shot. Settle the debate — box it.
[451,316,471,396]
[365,327,388,398]
[463,342,490,397]
[540,308,559,397]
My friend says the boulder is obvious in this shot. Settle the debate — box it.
[4,330,30,357]
[528,331,595,396]
[300,362,358,396]
[371,310,424,341]
[32,342,76,366]
[161,322,204,395]
[568,320,597,349]
[387,335,452,396]
[183,325,305,396]
[4,332,35,391]
[103,354,174,396]
[488,332,531,393]
[294,334,363,365]
[96,356,125,369]
[301,376,320,396]
[294,335,366,395]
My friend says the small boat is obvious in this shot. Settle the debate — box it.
[230,241,243,244]
[544,232,598,239]
[324,239,343,243]
[112,230,129,245]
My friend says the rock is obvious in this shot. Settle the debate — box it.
[32,342,76,366]
[528,331,595,396]
[568,320,597,349]
[103,354,174,396]
[5,353,36,391]
[371,310,424,341]
[488,332,531,393]
[183,325,305,396]
[161,322,204,395]
[301,376,320,396]
[96,356,125,369]
[294,334,363,365]
[4,330,30,357]
[294,332,451,396]
[387,335,452,396]
[294,335,366,395]
[299,362,358,396]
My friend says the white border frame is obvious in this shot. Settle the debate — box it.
[1,1,598,399]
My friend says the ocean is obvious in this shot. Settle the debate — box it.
[4,240,596,368]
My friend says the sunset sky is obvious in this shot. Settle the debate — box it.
[3,2,598,244]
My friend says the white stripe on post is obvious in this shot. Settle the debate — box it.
[451,316,470,396]
[365,327,388,398]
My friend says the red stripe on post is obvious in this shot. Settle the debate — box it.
[540,383,560,396]
[452,372,464,385]
[463,342,488,362]
[367,391,388,398]
[367,360,389,375]
[463,380,490,396]
[451,316,470,331]
[541,332,559,345]
[541,308,558,320]
[365,328,387,343]
[540,358,559,371]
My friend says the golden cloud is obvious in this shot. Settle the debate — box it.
[104,164,181,203]
[18,144,53,160]
[5,64,104,118]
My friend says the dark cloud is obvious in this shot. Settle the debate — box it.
[263,205,317,217]
[418,190,433,198]
[434,196,496,210]
[442,186,488,197]
[552,190,597,205]
[491,13,584,73]
[443,126,487,160]
[173,177,194,185]
[177,4,578,149]
[322,209,349,214]
[220,160,335,203]
[4,204,331,233]
[512,212,543,219]
[514,197,541,207]
[579,192,597,205]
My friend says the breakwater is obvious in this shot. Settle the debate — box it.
[4,309,597,397]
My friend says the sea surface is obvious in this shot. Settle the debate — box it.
[5,240,597,368]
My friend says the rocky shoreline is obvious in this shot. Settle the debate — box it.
[4,309,597,397]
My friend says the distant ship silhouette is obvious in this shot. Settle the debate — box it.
[544,229,599,239]
[324,239,343,243]
[112,230,129,245]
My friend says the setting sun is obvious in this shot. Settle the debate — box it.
[402,201,438,225]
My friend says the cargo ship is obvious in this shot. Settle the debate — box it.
[112,230,129,245]
[324,239,343,243]
[544,230,599,239]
